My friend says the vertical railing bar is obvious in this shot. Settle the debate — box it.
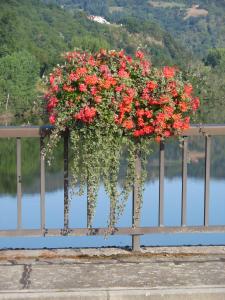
[16,137,22,229]
[181,137,188,226]
[204,135,211,227]
[87,181,90,228]
[40,137,46,233]
[159,142,165,227]
[132,151,141,251]
[64,132,69,231]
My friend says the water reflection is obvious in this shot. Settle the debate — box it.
[0,136,225,248]
[0,178,225,248]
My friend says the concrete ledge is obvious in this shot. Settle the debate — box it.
[1,287,225,300]
[1,247,225,299]
[1,246,225,261]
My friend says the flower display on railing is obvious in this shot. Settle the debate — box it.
[44,49,200,227]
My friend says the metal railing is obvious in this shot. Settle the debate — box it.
[0,124,225,251]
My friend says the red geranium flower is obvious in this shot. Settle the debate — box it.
[163,66,176,79]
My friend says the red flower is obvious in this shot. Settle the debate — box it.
[163,66,176,79]
[156,113,166,123]
[182,117,190,130]
[63,84,75,92]
[148,97,158,105]
[85,75,99,86]
[90,86,98,95]
[145,110,153,118]
[120,60,127,69]
[126,55,133,63]
[49,114,56,125]
[126,88,136,98]
[122,119,134,130]
[107,76,117,86]
[191,97,200,111]
[76,67,87,77]
[144,125,154,134]
[184,84,193,96]
[47,97,58,111]
[118,50,125,57]
[142,89,150,100]
[74,106,97,123]
[133,129,145,137]
[179,102,188,112]
[146,81,158,91]
[52,85,59,92]
[49,74,55,85]
[79,84,87,92]
[155,136,161,143]
[163,106,174,118]
[133,130,140,137]
[135,50,144,60]
[123,96,133,105]
[164,130,171,137]
[136,109,145,117]
[69,72,79,81]
[172,113,182,121]
[138,117,145,127]
[99,64,109,73]
[84,106,96,120]
[101,77,117,89]
[173,120,183,129]
[171,89,178,98]
[159,96,170,104]
[118,68,130,78]
[141,60,151,76]
[88,56,96,66]
[94,95,102,103]
[115,84,125,92]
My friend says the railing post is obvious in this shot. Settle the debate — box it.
[132,151,141,251]
[204,135,211,226]
[64,131,69,232]
[159,142,165,227]
[40,137,46,234]
[181,137,188,226]
[16,137,22,229]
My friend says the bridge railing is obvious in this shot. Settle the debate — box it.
[0,124,225,251]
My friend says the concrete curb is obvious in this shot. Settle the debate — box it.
[1,286,225,300]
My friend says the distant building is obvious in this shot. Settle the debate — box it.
[87,15,110,25]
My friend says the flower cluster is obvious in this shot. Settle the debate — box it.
[45,49,199,142]
[45,49,200,228]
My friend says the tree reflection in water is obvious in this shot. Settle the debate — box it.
[0,136,225,196]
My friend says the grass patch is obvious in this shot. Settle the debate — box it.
[184,5,208,20]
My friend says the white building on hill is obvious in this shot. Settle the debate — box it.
[88,15,110,25]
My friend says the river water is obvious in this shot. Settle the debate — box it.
[0,136,225,248]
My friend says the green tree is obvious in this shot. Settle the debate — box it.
[0,51,39,114]
[204,48,225,68]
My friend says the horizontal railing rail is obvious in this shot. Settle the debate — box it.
[0,124,225,251]
[1,124,225,138]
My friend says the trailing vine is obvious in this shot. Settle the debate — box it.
[44,49,200,228]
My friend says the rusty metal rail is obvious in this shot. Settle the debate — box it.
[0,124,225,251]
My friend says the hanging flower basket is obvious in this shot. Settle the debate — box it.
[44,49,200,228]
